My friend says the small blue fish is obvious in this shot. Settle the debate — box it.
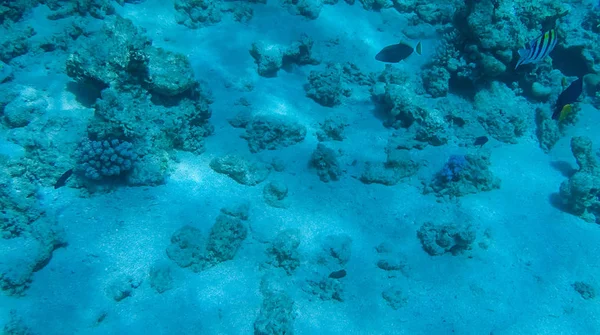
[515,29,558,69]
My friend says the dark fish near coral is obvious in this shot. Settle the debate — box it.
[474,136,488,147]
[375,41,422,63]
[552,77,583,121]
[329,269,347,279]
[515,29,557,69]
[54,168,73,189]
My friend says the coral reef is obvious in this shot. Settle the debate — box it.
[174,0,223,28]
[0,1,37,24]
[0,25,34,63]
[2,310,32,335]
[440,154,468,182]
[265,229,301,274]
[360,134,420,186]
[254,288,296,335]
[453,0,566,79]
[425,151,500,199]
[304,275,345,301]
[263,180,289,208]
[166,205,249,272]
[65,17,151,90]
[61,15,215,190]
[474,82,529,144]
[250,36,319,77]
[0,163,46,239]
[2,88,48,128]
[375,242,408,274]
[310,143,343,182]
[281,0,323,19]
[0,216,66,296]
[0,60,12,83]
[572,281,596,300]
[306,63,352,107]
[417,221,477,256]
[74,139,137,181]
[382,286,408,310]
[149,262,174,294]
[318,234,352,267]
[316,115,348,142]
[44,0,117,19]
[535,106,561,153]
[210,154,271,186]
[107,276,142,302]
[373,74,449,147]
[558,137,600,223]
[242,115,307,153]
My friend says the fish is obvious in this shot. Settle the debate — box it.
[54,168,73,189]
[552,77,583,120]
[515,29,557,69]
[555,104,573,122]
[329,269,347,279]
[474,136,489,147]
[375,41,422,63]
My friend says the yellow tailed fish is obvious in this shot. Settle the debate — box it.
[559,104,572,122]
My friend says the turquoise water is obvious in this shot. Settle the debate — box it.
[1,0,600,334]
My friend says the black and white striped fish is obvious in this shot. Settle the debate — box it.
[515,29,558,69]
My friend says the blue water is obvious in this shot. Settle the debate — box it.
[1,0,600,334]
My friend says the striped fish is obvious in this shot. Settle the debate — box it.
[515,29,558,69]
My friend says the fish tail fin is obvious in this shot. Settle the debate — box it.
[559,104,572,122]
[415,41,422,55]
[514,48,528,69]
